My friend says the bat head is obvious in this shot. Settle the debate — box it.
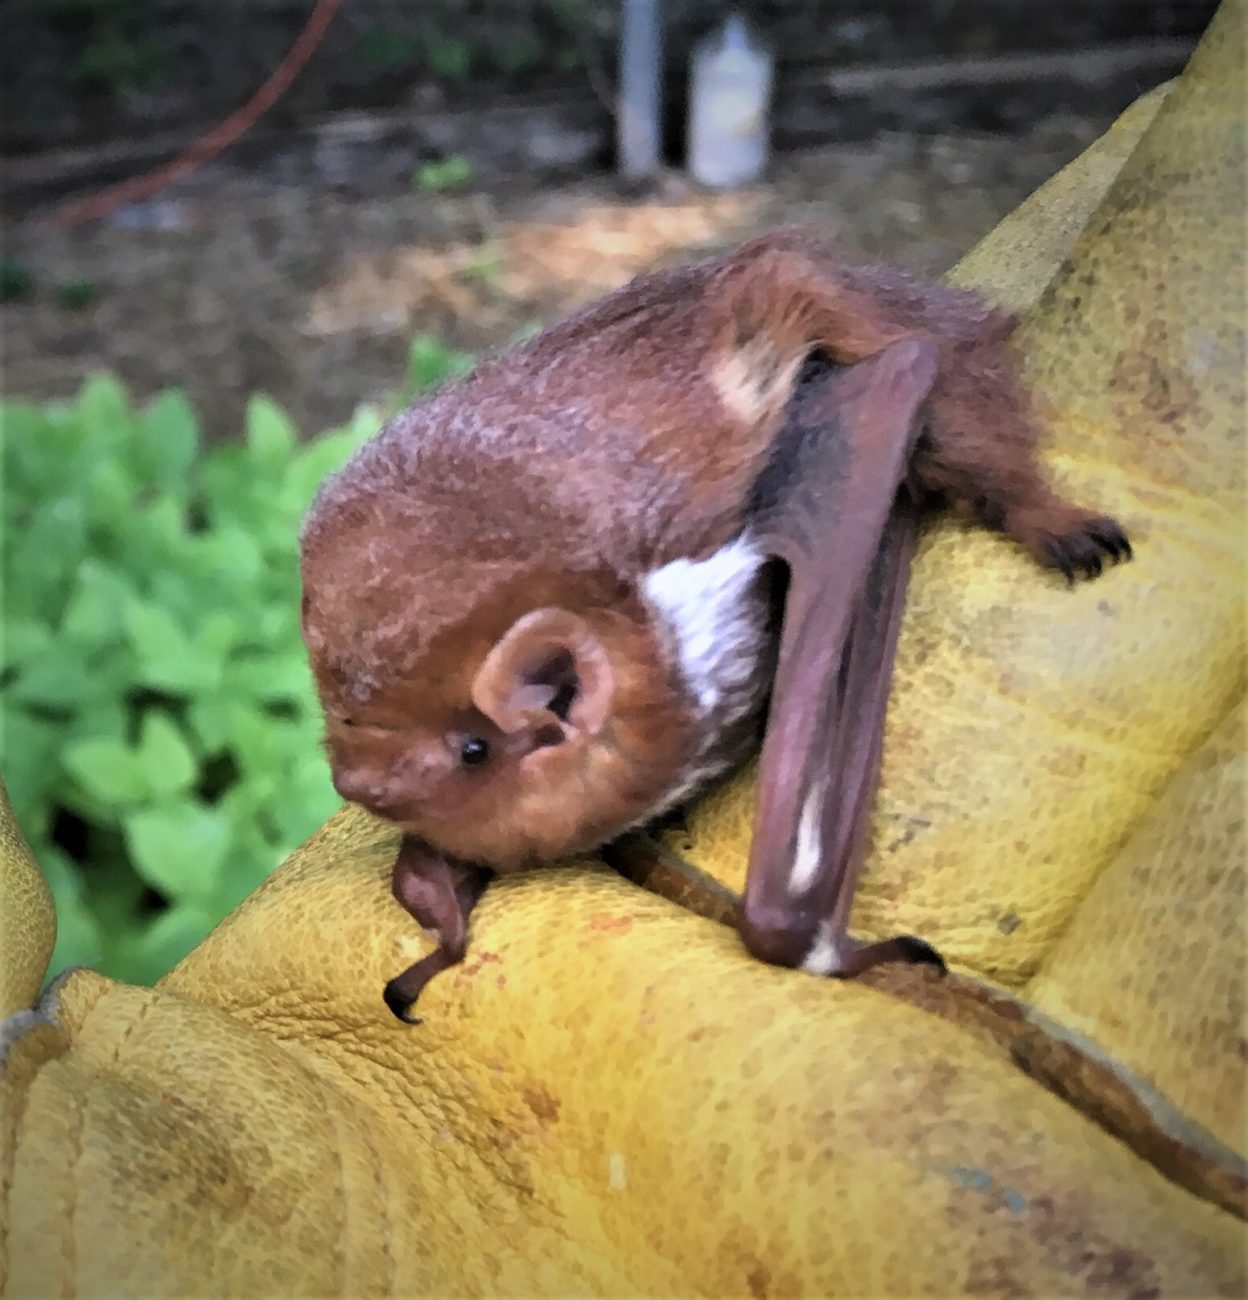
[301,559,696,869]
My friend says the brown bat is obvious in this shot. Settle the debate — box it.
[299,229,1129,1021]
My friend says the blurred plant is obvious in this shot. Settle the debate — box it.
[56,278,100,310]
[420,25,473,80]
[13,0,173,96]
[401,333,475,405]
[70,23,172,94]
[356,23,421,74]
[0,260,36,303]
[486,26,545,77]
[0,375,386,985]
[464,241,505,286]
[413,154,475,193]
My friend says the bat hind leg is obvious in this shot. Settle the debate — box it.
[803,931,946,978]
[909,332,1132,583]
[998,496,1132,584]
[383,837,491,1023]
[740,913,946,981]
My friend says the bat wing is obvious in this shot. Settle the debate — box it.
[739,339,947,977]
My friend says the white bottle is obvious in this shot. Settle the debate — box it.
[687,12,774,189]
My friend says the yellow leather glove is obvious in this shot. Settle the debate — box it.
[3,4,1244,1295]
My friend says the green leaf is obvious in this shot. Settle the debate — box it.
[282,433,356,510]
[124,803,230,902]
[271,752,338,846]
[41,846,108,979]
[7,495,88,619]
[109,903,218,985]
[123,596,221,692]
[76,372,133,450]
[186,694,240,754]
[81,458,136,529]
[62,736,149,806]
[246,395,296,467]
[209,832,278,913]
[224,706,298,778]
[136,389,198,488]
[60,561,133,645]
[70,698,129,746]
[1,402,56,498]
[0,616,53,673]
[8,653,101,710]
[137,712,197,798]
[407,333,474,395]
[0,706,60,838]
[191,526,262,589]
[227,651,314,703]
[196,611,243,660]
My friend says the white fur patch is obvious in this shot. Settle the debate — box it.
[642,537,767,719]
[799,920,851,976]
[635,535,775,822]
[788,777,827,895]
[711,344,801,425]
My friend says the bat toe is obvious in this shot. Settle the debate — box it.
[893,934,947,974]
[1024,510,1133,583]
[383,977,423,1024]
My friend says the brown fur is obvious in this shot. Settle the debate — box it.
[300,227,1127,870]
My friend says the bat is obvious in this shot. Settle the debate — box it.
[298,229,1130,1021]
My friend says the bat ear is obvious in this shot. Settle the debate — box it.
[471,608,614,738]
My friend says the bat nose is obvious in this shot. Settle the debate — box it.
[332,769,405,816]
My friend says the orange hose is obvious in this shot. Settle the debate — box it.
[46,0,343,229]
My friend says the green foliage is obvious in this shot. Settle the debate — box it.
[0,375,384,985]
[413,155,475,193]
[0,260,35,303]
[356,24,422,74]
[57,279,100,310]
[421,27,473,80]
[486,27,545,77]
[402,334,475,405]
[13,0,173,95]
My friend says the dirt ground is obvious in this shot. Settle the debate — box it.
[2,109,1115,441]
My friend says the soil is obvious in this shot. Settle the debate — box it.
[2,108,1119,442]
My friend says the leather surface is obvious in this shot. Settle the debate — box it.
[2,4,1245,1296]
[0,776,55,1021]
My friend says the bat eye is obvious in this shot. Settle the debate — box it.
[460,737,490,766]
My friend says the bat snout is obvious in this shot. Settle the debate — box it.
[332,767,411,820]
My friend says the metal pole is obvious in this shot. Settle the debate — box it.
[617,0,663,179]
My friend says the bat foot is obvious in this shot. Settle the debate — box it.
[382,946,457,1024]
[1011,506,1132,584]
[836,933,948,978]
[1044,515,1131,584]
[890,934,947,974]
[382,974,424,1024]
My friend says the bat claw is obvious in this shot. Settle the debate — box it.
[892,934,947,974]
[1036,513,1131,584]
[383,976,423,1024]
[838,933,948,977]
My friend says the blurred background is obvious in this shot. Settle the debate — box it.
[0,0,1218,986]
